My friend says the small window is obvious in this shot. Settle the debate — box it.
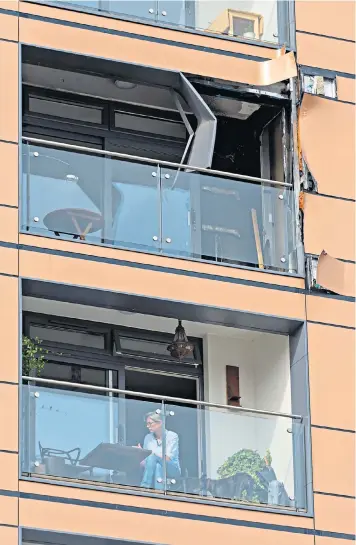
[28,96,103,124]
[29,324,105,350]
[39,361,73,381]
[303,75,337,98]
[114,331,200,365]
[119,336,174,357]
[226,365,241,407]
[208,9,264,40]
[114,111,187,140]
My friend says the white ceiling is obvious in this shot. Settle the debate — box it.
[22,296,271,342]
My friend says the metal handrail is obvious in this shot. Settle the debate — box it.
[22,136,292,188]
[22,376,303,421]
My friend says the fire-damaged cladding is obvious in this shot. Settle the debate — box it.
[22,47,296,273]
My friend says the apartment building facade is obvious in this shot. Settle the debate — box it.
[0,1,354,545]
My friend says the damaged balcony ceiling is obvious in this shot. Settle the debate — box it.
[23,46,217,169]
[22,63,269,123]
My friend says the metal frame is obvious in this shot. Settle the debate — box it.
[114,326,202,368]
[22,376,303,420]
[23,312,203,376]
[22,136,292,188]
[23,86,187,151]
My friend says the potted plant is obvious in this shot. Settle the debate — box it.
[217,448,270,502]
[22,335,48,377]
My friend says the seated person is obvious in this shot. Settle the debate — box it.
[139,411,181,490]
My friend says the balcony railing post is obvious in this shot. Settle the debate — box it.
[161,400,167,494]
[293,419,307,510]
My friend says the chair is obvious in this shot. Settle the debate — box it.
[39,441,81,465]
[38,442,92,478]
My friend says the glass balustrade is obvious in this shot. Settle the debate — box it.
[52,1,282,45]
[21,383,306,510]
[22,142,297,272]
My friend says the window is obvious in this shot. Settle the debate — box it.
[114,330,202,366]
[208,9,264,40]
[29,323,106,350]
[28,96,104,124]
[303,75,337,99]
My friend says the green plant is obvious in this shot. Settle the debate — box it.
[265,448,272,467]
[217,448,268,502]
[22,335,48,376]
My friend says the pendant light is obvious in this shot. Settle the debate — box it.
[167,320,194,360]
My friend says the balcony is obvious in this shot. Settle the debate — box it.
[21,139,297,273]
[22,378,306,510]
[41,0,292,47]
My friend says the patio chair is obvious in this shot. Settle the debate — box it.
[38,442,92,478]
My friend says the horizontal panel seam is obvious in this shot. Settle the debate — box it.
[0,37,18,44]
[6,490,355,539]
[306,253,356,265]
[0,450,18,455]
[311,424,356,434]
[314,529,356,540]
[307,291,355,303]
[300,64,356,80]
[9,490,316,534]
[314,96,355,106]
[315,491,356,500]
[296,29,356,44]
[18,11,269,62]
[16,242,307,294]
[13,241,356,301]
[304,190,356,203]
[307,253,356,266]
[0,139,18,146]
[0,204,18,209]
[0,272,18,279]
[0,523,18,528]
[307,320,355,330]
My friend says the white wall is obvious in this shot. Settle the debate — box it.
[203,331,294,498]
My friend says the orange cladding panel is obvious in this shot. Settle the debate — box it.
[0,275,19,383]
[0,383,18,451]
[307,323,355,430]
[19,480,315,529]
[314,493,355,536]
[300,95,355,200]
[0,12,18,41]
[337,77,356,104]
[19,249,306,321]
[0,142,18,207]
[296,32,355,74]
[304,193,355,261]
[0,452,18,491]
[312,427,355,496]
[295,1,355,41]
[0,41,18,143]
[19,17,296,86]
[0,526,18,545]
[0,496,18,526]
[19,497,314,545]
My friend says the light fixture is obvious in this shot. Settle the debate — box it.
[114,79,137,90]
[65,174,79,182]
[167,320,194,360]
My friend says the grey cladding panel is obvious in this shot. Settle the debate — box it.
[178,74,217,168]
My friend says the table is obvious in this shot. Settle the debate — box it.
[43,208,104,240]
[80,443,151,473]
